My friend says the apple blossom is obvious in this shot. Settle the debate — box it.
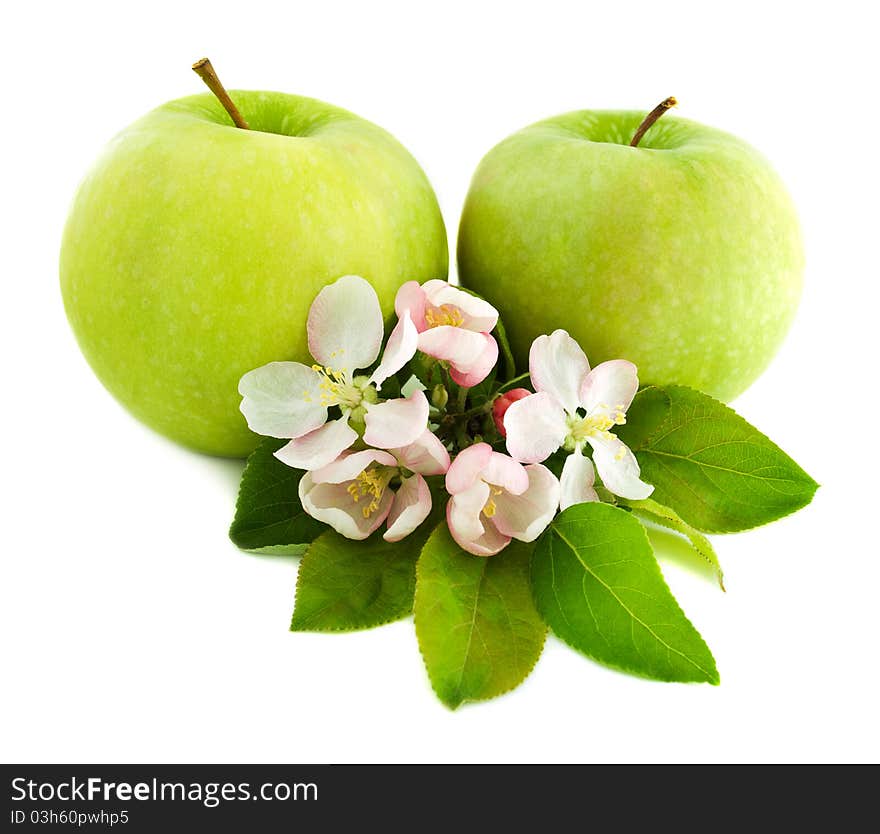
[239,275,427,471]
[391,280,499,387]
[299,429,450,542]
[504,329,653,503]
[445,443,559,556]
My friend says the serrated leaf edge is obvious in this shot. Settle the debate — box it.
[532,514,720,686]
[413,526,547,709]
[631,384,819,534]
[289,533,418,633]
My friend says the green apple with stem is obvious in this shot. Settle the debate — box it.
[457,97,803,402]
[60,59,448,457]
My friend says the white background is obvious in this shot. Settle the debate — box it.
[2,0,877,763]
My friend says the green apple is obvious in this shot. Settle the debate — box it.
[457,108,803,402]
[61,90,447,457]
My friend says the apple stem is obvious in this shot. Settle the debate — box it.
[629,96,677,147]
[192,58,250,130]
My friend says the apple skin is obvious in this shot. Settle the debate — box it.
[61,91,448,457]
[457,110,803,402]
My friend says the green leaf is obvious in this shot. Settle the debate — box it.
[290,498,445,632]
[414,526,547,708]
[229,438,326,553]
[616,385,671,449]
[620,385,818,533]
[531,502,719,684]
[623,497,725,591]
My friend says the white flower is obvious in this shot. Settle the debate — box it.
[445,443,559,556]
[504,329,653,505]
[238,275,427,471]
[391,280,500,387]
[299,429,450,542]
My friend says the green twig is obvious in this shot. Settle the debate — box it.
[495,372,531,394]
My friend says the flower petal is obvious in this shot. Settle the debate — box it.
[370,310,419,389]
[580,359,639,418]
[503,391,568,464]
[421,280,499,332]
[445,442,493,494]
[448,334,498,388]
[492,464,560,542]
[559,452,600,511]
[448,503,511,556]
[384,474,432,542]
[299,473,391,540]
[417,326,491,372]
[310,448,397,485]
[483,451,529,495]
[588,434,654,500]
[394,280,427,331]
[238,362,327,439]
[447,481,490,543]
[307,275,384,373]
[363,389,430,449]
[274,415,357,471]
[392,429,450,476]
[529,329,590,415]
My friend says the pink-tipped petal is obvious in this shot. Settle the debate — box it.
[447,481,491,544]
[417,326,490,371]
[529,329,590,415]
[589,435,654,500]
[421,281,498,332]
[392,429,450,476]
[445,443,493,494]
[492,464,560,542]
[299,474,391,540]
[238,362,327,439]
[370,311,419,389]
[447,502,511,556]
[310,448,397,485]
[384,474,432,542]
[394,280,427,331]
[307,275,384,372]
[448,334,499,388]
[503,391,568,464]
[483,451,529,495]
[580,360,639,417]
[363,389,430,449]
[274,415,357,471]
[559,452,600,511]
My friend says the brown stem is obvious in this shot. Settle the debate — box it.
[629,96,677,147]
[191,58,250,129]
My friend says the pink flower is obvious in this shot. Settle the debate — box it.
[445,443,559,556]
[239,275,427,471]
[492,388,531,437]
[391,280,499,388]
[299,429,450,542]
[504,329,653,506]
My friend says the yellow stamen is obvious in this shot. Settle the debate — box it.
[347,467,395,518]
[310,363,360,407]
[482,484,504,518]
[424,304,465,329]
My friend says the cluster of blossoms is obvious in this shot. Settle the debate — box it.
[239,276,652,556]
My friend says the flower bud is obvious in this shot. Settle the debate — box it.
[431,384,449,410]
[492,388,531,437]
